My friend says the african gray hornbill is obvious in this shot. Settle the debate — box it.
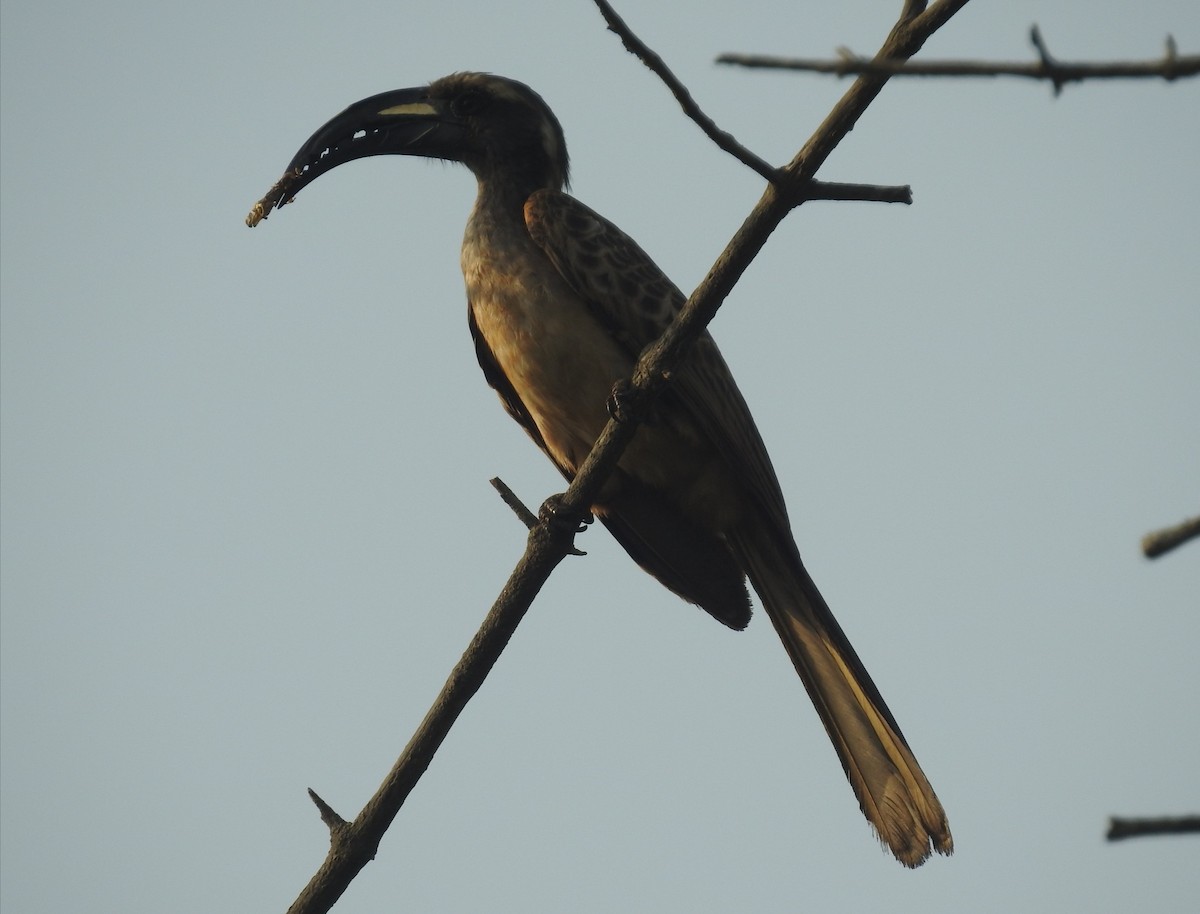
[247,71,952,867]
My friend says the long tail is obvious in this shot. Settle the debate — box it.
[728,520,952,867]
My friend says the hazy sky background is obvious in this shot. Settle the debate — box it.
[3,2,1197,912]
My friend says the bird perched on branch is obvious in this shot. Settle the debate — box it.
[247,71,952,867]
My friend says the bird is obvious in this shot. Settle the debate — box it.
[247,71,952,867]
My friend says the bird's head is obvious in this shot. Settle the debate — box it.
[247,72,569,226]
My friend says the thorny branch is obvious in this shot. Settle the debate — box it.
[719,25,1199,97]
[282,2,970,911]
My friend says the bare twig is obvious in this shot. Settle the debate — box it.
[491,477,587,555]
[281,2,970,910]
[591,0,912,206]
[1107,815,1200,841]
[718,26,1199,97]
[591,0,778,181]
[808,180,913,205]
[1141,513,1200,558]
[489,476,539,529]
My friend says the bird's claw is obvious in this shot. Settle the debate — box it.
[607,378,655,425]
[538,494,593,535]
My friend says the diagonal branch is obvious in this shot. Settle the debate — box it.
[719,26,1199,97]
[282,1,970,911]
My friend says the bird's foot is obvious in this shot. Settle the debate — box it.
[606,378,655,425]
[538,493,593,536]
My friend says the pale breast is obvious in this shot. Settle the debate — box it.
[463,226,632,474]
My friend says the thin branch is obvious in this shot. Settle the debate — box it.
[282,1,970,910]
[1107,815,1200,842]
[592,0,913,205]
[489,476,539,529]
[1141,513,1200,559]
[491,476,587,555]
[286,515,578,914]
[808,180,912,205]
[718,27,1199,96]
[591,0,779,182]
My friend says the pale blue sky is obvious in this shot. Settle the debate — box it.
[2,2,1198,912]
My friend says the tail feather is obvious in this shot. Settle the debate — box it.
[729,521,952,867]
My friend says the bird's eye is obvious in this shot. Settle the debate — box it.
[451,91,489,117]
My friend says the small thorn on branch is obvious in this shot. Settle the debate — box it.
[307,788,348,831]
[1029,24,1065,96]
[1164,34,1182,80]
[1029,25,1054,66]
